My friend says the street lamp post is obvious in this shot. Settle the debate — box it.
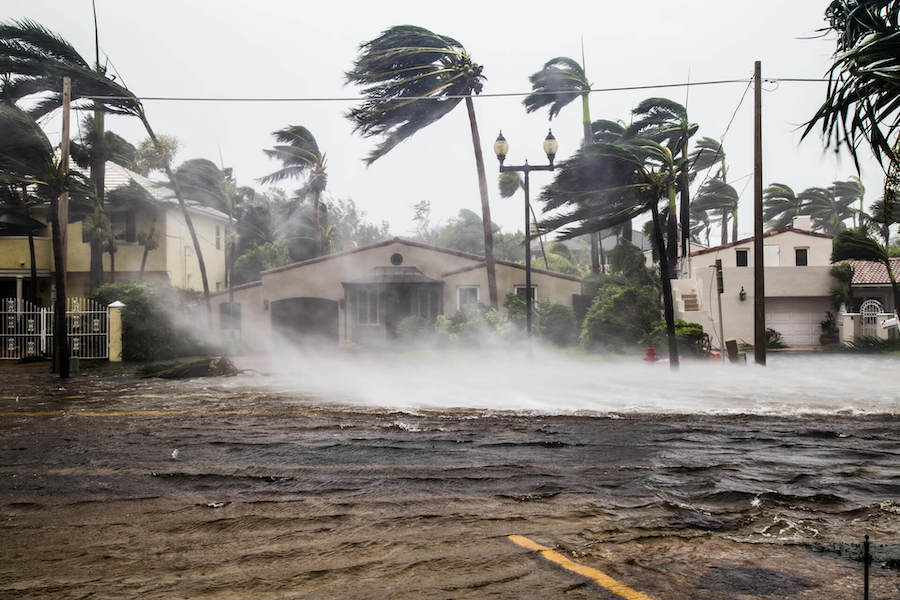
[493,129,558,336]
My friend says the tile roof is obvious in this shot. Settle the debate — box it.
[841,258,900,285]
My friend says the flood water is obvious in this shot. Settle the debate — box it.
[0,352,898,598]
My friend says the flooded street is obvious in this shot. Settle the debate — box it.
[1,355,898,599]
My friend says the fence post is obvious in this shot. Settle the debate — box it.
[108,301,125,362]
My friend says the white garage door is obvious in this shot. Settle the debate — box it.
[765,298,830,346]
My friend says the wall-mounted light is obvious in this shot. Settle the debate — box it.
[263,299,270,310]
[739,286,747,301]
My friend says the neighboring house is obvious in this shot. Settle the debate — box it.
[0,161,228,303]
[672,216,837,348]
[840,258,899,314]
[835,257,899,343]
[211,238,581,349]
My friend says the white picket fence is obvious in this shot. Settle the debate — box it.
[0,297,109,360]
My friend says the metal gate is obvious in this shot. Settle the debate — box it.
[859,299,883,338]
[1,297,108,360]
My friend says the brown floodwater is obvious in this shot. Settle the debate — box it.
[0,360,898,599]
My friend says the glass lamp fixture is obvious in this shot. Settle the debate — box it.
[543,129,558,164]
[493,131,508,165]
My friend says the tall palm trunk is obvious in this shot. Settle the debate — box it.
[139,215,156,279]
[464,96,497,309]
[731,205,738,241]
[650,197,679,370]
[679,136,691,261]
[582,92,601,273]
[313,189,322,256]
[666,190,678,278]
[139,114,212,324]
[720,209,729,244]
[88,109,105,291]
[27,226,37,303]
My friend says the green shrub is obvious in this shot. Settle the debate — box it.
[645,319,707,355]
[580,280,661,351]
[233,241,291,285]
[91,282,213,361]
[535,300,578,346]
[396,314,430,340]
[436,303,506,343]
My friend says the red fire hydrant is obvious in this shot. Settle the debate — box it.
[643,345,659,362]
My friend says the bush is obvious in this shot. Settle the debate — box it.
[91,282,213,361]
[232,242,291,285]
[535,300,578,346]
[645,319,707,356]
[396,314,430,340]
[436,303,506,344]
[580,279,661,351]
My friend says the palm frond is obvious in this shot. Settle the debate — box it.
[523,56,588,120]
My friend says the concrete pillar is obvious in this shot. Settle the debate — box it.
[108,301,125,362]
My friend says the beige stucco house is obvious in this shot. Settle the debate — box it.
[211,238,581,349]
[672,216,838,348]
[0,161,228,303]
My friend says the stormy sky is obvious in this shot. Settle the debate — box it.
[4,0,884,239]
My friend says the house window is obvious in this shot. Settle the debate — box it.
[735,249,749,267]
[110,211,136,242]
[219,302,241,330]
[356,289,378,325]
[514,285,538,306]
[458,286,479,309]
[415,288,438,321]
[215,226,221,250]
[124,211,136,242]
[795,248,808,266]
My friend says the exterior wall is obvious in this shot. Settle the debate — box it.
[164,207,227,293]
[0,236,52,272]
[211,282,269,350]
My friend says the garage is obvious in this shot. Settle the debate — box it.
[765,298,830,347]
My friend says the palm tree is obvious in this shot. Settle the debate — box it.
[688,137,730,242]
[693,178,739,244]
[497,171,549,269]
[626,98,698,275]
[833,176,866,227]
[345,25,499,308]
[259,125,327,255]
[763,183,804,231]
[832,228,899,313]
[539,139,683,368]
[803,0,900,169]
[800,185,856,234]
[0,19,213,318]
[524,55,602,271]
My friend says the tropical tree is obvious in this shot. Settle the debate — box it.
[763,183,804,230]
[259,125,327,255]
[524,55,603,271]
[346,25,499,308]
[497,171,549,268]
[539,139,683,368]
[804,0,900,169]
[832,227,899,312]
[833,176,866,227]
[693,178,739,244]
[0,19,213,317]
[626,98,698,272]
[800,185,856,234]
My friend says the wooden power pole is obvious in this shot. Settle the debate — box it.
[753,61,766,366]
[53,77,72,378]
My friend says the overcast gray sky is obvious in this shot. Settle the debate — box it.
[5,0,886,239]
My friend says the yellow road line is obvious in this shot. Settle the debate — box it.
[508,535,656,600]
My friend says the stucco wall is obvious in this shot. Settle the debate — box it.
[165,207,227,293]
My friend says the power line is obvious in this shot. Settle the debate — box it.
[77,76,827,104]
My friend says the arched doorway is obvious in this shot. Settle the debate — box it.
[270,298,339,346]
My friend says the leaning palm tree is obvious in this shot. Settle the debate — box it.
[803,0,900,169]
[832,176,866,227]
[345,25,499,308]
[626,98,698,274]
[259,125,327,255]
[693,178,739,244]
[763,183,804,230]
[524,55,604,271]
[0,19,213,317]
[832,228,899,313]
[800,185,856,234]
[539,138,683,368]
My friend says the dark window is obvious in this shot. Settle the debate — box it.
[735,249,749,267]
[515,285,537,306]
[125,211,136,242]
[356,289,378,325]
[219,302,241,329]
[390,253,403,265]
[795,248,808,266]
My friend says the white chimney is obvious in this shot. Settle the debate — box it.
[791,215,812,231]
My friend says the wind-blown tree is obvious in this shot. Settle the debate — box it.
[832,227,899,312]
[800,185,856,234]
[833,176,866,227]
[346,25,499,308]
[688,137,731,242]
[539,139,683,368]
[763,183,804,230]
[497,171,550,269]
[626,98,698,272]
[524,56,602,271]
[804,0,900,169]
[693,178,739,244]
[259,125,327,255]
[0,19,213,317]
[0,183,43,302]
[867,196,898,243]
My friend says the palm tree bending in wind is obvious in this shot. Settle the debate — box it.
[345,25,499,308]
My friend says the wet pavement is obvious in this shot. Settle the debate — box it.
[0,360,898,599]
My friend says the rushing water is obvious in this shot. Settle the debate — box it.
[0,353,897,598]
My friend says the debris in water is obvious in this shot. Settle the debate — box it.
[170,449,180,460]
[139,356,238,379]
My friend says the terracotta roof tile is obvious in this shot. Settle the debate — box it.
[841,258,900,285]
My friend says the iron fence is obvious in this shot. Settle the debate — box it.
[0,297,108,360]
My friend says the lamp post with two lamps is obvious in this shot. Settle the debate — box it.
[493,129,558,336]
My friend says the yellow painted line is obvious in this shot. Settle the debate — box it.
[508,535,656,600]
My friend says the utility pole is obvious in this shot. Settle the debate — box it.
[753,60,766,366]
[715,259,725,359]
[53,77,72,378]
